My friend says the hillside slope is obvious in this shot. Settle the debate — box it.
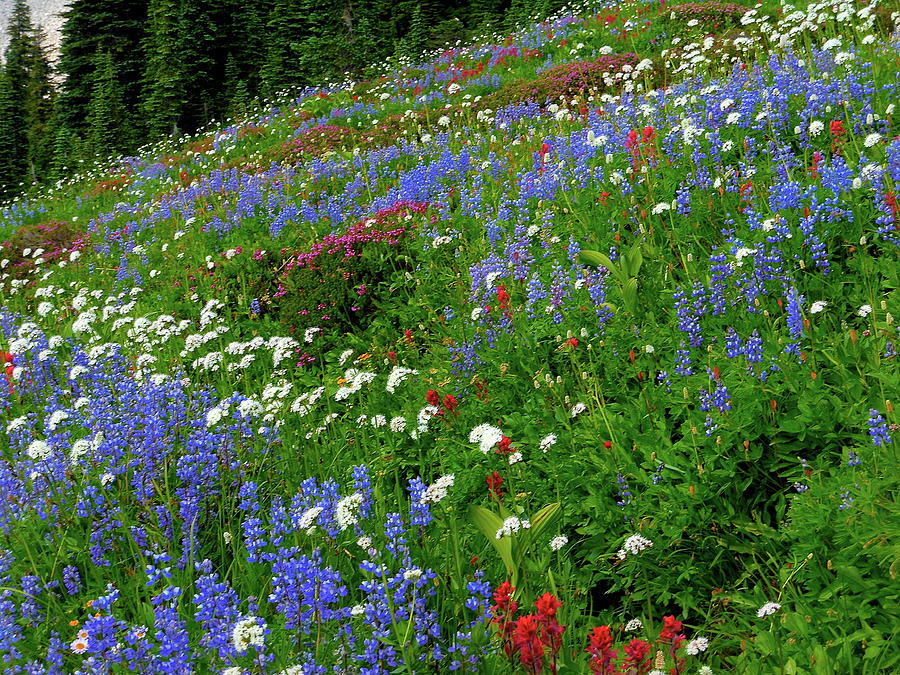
[0,0,898,672]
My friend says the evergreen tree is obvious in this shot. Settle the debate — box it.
[56,0,148,142]
[233,0,272,98]
[2,0,33,187]
[0,68,25,197]
[49,120,74,182]
[86,51,126,157]
[262,0,311,92]
[346,2,390,75]
[403,4,429,58]
[505,0,533,29]
[292,0,353,85]
[22,27,54,184]
[177,0,246,133]
[142,0,183,138]
[223,53,250,120]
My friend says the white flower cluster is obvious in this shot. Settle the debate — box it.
[617,534,654,559]
[756,601,781,618]
[420,475,455,504]
[539,434,557,452]
[231,616,266,652]
[26,440,53,461]
[335,492,364,531]
[469,423,503,453]
[238,398,263,419]
[277,666,305,675]
[685,637,709,655]
[416,405,441,433]
[47,410,70,431]
[625,618,643,632]
[298,506,324,534]
[335,369,377,401]
[496,516,531,539]
[290,386,325,416]
[386,366,418,393]
[549,535,568,551]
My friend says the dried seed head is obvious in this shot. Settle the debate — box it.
[655,650,666,669]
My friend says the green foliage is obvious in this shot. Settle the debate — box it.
[142,0,184,137]
[0,68,25,197]
[86,51,127,156]
[0,0,52,191]
[0,0,897,671]
[55,0,148,140]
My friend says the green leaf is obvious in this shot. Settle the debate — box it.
[623,243,643,278]
[468,505,515,579]
[784,612,810,636]
[577,249,625,284]
[812,644,832,675]
[622,277,639,314]
[756,629,776,655]
[530,502,560,539]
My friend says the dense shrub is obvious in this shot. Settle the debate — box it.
[487,53,655,109]
[666,2,749,27]
[0,220,88,279]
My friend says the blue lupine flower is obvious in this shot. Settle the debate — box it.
[868,409,892,446]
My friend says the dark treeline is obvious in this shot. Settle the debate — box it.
[0,0,569,198]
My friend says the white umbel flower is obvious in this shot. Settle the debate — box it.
[617,534,653,559]
[385,366,418,393]
[686,637,709,655]
[549,535,568,551]
[232,617,266,652]
[420,475,455,504]
[26,440,53,461]
[863,133,882,148]
[539,434,557,452]
[335,493,364,531]
[570,402,587,418]
[469,423,503,453]
[496,516,531,539]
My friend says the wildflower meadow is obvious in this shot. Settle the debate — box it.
[0,0,898,672]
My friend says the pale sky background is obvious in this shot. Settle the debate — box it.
[0,0,68,64]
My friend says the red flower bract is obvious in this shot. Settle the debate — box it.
[486,471,504,499]
[586,625,618,674]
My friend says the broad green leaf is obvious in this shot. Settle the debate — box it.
[623,244,643,277]
[784,612,810,636]
[468,505,514,577]
[530,502,560,539]
[756,629,776,655]
[622,277,639,313]
[812,644,832,675]
[577,249,625,284]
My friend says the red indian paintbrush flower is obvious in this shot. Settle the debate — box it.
[1,351,14,395]
[486,471,504,499]
[586,625,618,674]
